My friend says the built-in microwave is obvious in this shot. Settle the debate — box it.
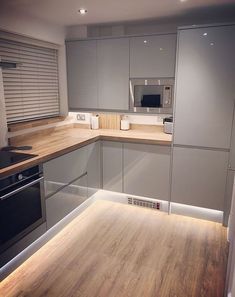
[129,78,174,113]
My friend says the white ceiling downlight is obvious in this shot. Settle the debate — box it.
[78,8,87,15]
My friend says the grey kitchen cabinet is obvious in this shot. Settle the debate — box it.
[44,143,101,229]
[66,40,98,109]
[174,25,235,149]
[171,146,229,210]
[87,141,101,195]
[97,38,129,110]
[43,146,87,198]
[130,34,176,78]
[102,141,123,192]
[46,173,88,229]
[123,143,171,200]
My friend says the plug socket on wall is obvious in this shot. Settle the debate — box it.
[77,113,86,121]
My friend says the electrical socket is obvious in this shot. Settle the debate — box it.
[77,113,86,121]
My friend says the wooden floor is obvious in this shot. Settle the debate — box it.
[0,200,228,297]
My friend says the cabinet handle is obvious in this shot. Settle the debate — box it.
[45,172,87,199]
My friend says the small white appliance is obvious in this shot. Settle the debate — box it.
[91,115,99,130]
[163,117,173,134]
[120,116,130,131]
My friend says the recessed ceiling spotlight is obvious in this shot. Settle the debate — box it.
[180,0,188,2]
[210,42,214,46]
[78,8,87,15]
[203,32,208,36]
[144,40,147,44]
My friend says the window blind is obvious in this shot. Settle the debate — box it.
[0,38,60,123]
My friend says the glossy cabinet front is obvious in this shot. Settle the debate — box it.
[174,25,235,149]
[44,143,101,229]
[66,40,98,109]
[66,38,129,111]
[46,173,88,229]
[123,143,171,201]
[171,147,228,210]
[130,34,176,78]
[43,146,87,197]
[97,38,129,110]
[102,141,123,192]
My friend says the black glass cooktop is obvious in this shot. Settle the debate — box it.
[0,151,38,169]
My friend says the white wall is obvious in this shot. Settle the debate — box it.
[0,8,65,45]
[0,9,68,148]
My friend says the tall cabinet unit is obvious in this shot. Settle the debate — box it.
[171,25,235,212]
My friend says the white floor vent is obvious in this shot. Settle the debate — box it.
[127,197,161,210]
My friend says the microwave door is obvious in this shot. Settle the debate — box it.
[141,94,162,108]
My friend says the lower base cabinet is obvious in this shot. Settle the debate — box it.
[44,142,101,229]
[46,173,88,229]
[87,141,101,195]
[102,141,123,192]
[171,146,229,210]
[101,141,171,201]
[123,143,171,200]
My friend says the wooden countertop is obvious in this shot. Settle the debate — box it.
[0,127,172,178]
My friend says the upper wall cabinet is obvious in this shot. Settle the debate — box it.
[66,40,98,109]
[97,38,129,110]
[130,34,177,78]
[174,25,235,149]
[66,38,129,111]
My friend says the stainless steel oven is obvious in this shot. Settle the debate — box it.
[0,165,46,253]
[129,78,174,113]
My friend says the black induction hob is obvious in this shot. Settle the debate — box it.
[0,151,38,169]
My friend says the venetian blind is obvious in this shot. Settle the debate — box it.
[0,37,60,123]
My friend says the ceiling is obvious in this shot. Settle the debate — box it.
[1,0,235,27]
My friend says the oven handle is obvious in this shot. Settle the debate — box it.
[0,176,44,201]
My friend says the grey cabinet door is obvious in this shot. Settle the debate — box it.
[171,146,229,210]
[46,174,88,229]
[174,25,235,149]
[87,141,101,195]
[97,38,129,110]
[43,146,87,198]
[130,34,176,78]
[123,143,171,201]
[66,40,98,109]
[102,141,123,192]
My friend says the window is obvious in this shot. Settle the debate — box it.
[0,33,60,123]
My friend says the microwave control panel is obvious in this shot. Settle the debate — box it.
[163,86,172,108]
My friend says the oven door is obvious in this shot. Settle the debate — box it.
[0,174,46,253]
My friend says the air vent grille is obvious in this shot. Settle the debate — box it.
[127,197,161,210]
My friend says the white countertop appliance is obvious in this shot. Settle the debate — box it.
[120,116,130,131]
[163,116,173,134]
